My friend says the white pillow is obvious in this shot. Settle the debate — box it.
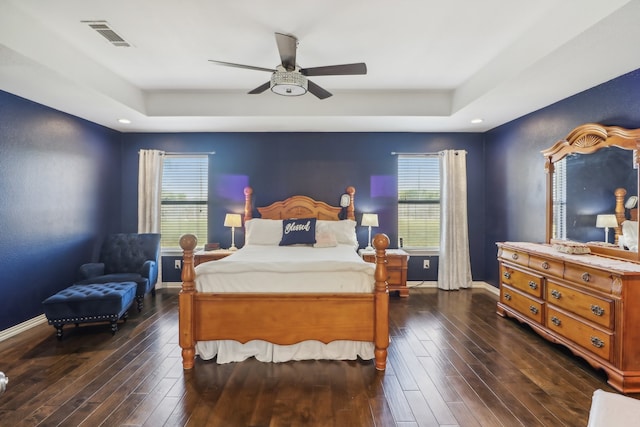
[244,218,283,246]
[314,230,338,248]
[316,220,358,249]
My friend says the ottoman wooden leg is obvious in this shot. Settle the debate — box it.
[54,324,64,340]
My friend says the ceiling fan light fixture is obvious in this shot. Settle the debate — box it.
[270,70,307,96]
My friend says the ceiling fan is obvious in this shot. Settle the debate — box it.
[209,32,367,100]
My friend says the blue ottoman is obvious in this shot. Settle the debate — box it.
[42,282,137,339]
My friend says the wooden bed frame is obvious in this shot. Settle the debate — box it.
[613,187,638,245]
[178,186,390,370]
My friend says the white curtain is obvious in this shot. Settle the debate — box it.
[138,149,164,233]
[438,150,472,290]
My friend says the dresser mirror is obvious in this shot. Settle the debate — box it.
[542,123,640,262]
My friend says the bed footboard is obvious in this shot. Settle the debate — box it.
[178,233,390,370]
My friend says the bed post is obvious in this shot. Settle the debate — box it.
[345,186,355,220]
[244,187,253,221]
[614,187,626,244]
[373,233,390,370]
[179,234,197,369]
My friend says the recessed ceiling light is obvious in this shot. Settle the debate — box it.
[471,118,483,124]
[118,118,131,124]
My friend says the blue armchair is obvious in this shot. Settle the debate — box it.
[77,233,161,311]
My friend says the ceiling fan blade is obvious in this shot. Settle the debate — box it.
[301,63,367,76]
[275,32,297,71]
[208,60,275,73]
[307,80,332,100]
[248,81,271,94]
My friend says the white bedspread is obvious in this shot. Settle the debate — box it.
[195,244,375,293]
[193,244,377,363]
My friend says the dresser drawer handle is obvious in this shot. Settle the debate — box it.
[582,272,591,282]
[590,336,605,348]
[529,305,539,315]
[591,305,605,316]
[528,281,537,290]
[541,261,550,270]
[550,289,561,299]
[512,253,519,260]
[503,271,511,280]
[504,293,512,301]
[551,316,561,326]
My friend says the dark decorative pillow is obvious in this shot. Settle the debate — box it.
[280,218,317,246]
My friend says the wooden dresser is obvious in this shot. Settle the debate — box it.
[496,241,640,393]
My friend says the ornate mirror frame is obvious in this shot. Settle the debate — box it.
[542,123,640,262]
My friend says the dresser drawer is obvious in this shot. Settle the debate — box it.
[501,285,544,324]
[386,256,407,268]
[563,264,617,293]
[529,254,563,278]
[499,247,529,267]
[546,307,613,362]
[387,270,402,286]
[501,264,543,298]
[545,281,613,329]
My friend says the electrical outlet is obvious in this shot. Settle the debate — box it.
[423,259,430,269]
[174,259,181,269]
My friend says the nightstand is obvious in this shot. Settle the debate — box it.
[194,249,235,266]
[359,248,410,297]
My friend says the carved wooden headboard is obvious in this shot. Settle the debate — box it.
[243,186,356,222]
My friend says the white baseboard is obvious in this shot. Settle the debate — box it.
[408,281,438,288]
[408,280,499,295]
[473,281,500,295]
[0,281,181,342]
[0,281,498,342]
[162,282,183,289]
[0,282,183,341]
[0,314,47,342]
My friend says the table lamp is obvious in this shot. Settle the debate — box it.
[361,213,379,251]
[596,214,618,243]
[224,213,242,250]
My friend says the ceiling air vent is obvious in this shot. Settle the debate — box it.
[83,20,131,47]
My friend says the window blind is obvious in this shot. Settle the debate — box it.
[397,154,440,249]
[553,157,567,239]
[161,155,208,249]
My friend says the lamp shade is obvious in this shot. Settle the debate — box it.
[224,213,242,228]
[596,214,618,228]
[361,213,379,227]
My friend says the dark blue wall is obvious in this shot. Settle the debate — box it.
[484,68,640,286]
[2,66,639,331]
[121,133,486,283]
[0,91,122,330]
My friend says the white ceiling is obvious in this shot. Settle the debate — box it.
[1,0,640,133]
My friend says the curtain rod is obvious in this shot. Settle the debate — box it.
[163,151,215,156]
[138,150,215,155]
[391,150,467,156]
[391,151,439,156]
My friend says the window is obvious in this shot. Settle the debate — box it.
[552,157,567,239]
[397,154,440,250]
[161,154,208,249]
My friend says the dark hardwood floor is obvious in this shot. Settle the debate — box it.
[0,287,632,426]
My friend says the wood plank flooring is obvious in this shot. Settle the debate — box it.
[0,287,634,426]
